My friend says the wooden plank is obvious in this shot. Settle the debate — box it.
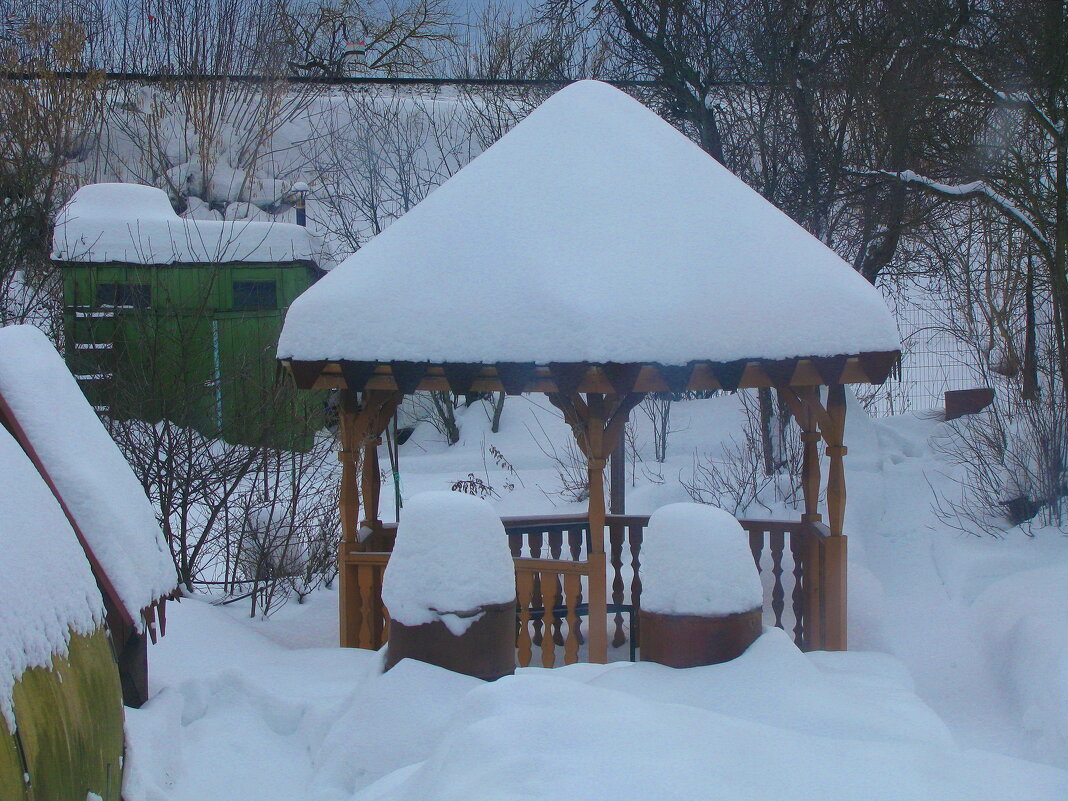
[820,535,848,651]
[338,551,359,647]
[609,521,626,648]
[821,384,848,651]
[357,564,375,648]
[340,550,391,566]
[770,528,786,628]
[790,533,805,647]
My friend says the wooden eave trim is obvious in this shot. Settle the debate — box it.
[281,351,900,393]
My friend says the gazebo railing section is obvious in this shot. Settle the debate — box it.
[340,513,843,664]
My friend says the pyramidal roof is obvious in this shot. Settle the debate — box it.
[278,80,899,367]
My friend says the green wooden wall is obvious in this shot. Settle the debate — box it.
[61,260,324,450]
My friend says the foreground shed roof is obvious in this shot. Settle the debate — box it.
[0,424,102,727]
[277,80,899,376]
[0,325,177,627]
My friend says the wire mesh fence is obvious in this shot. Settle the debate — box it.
[862,291,982,417]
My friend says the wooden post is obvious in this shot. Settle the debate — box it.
[586,394,609,664]
[336,389,402,648]
[796,386,823,525]
[337,390,360,647]
[338,390,361,545]
[609,435,625,514]
[546,390,644,664]
[783,385,824,651]
[821,384,848,650]
[361,437,382,533]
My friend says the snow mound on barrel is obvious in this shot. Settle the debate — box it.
[640,503,762,616]
[0,325,176,623]
[0,424,102,728]
[382,491,515,632]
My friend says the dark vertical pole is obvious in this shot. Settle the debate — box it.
[609,434,625,514]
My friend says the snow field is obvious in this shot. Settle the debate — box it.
[121,390,1068,796]
[124,598,1068,801]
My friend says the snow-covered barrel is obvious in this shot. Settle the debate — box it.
[382,491,517,680]
[639,504,763,668]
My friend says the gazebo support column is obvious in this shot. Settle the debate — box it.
[361,436,383,533]
[820,384,848,650]
[548,390,644,663]
[780,385,823,650]
[609,437,626,514]
[337,388,403,648]
[338,391,361,548]
[780,384,848,651]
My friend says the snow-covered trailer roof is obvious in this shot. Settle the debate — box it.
[0,325,177,633]
[52,183,318,266]
[277,80,900,395]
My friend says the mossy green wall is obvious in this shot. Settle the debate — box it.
[0,627,124,801]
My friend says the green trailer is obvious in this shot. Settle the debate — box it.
[54,185,327,450]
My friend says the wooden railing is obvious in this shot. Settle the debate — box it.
[339,513,844,662]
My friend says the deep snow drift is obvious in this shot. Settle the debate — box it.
[122,391,1068,799]
[125,598,1068,801]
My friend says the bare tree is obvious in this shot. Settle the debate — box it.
[281,0,455,78]
[0,13,103,339]
[640,392,673,463]
[303,84,477,257]
[860,1,1068,401]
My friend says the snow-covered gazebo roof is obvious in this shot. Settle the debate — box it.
[277,80,899,395]
[53,183,318,266]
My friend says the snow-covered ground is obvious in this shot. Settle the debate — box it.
[123,393,1068,798]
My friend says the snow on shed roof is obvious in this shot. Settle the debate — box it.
[0,423,102,728]
[52,183,318,265]
[0,325,176,625]
[278,80,900,367]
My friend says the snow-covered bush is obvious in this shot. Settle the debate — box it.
[935,394,1068,534]
[382,491,515,634]
[639,503,762,617]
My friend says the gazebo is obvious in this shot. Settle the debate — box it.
[277,80,900,664]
